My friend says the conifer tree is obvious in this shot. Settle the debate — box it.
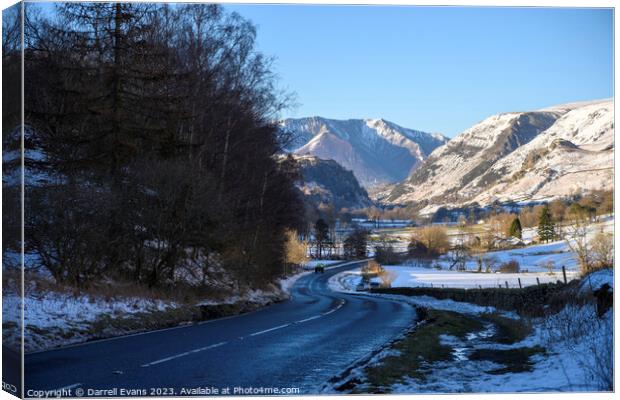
[537,205,555,243]
[509,217,522,239]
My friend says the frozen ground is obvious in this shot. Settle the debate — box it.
[389,305,612,393]
[4,270,296,352]
[330,269,613,393]
[329,238,592,290]
[2,285,178,352]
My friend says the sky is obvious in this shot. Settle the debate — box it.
[25,2,614,137]
[224,5,613,137]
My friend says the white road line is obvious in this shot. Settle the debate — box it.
[141,342,227,367]
[322,300,346,316]
[29,260,365,356]
[248,323,291,337]
[295,315,322,323]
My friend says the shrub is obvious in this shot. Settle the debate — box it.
[411,226,450,256]
[498,260,520,273]
[375,245,400,264]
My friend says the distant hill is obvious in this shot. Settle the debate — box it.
[280,117,447,188]
[292,155,372,211]
[387,99,614,214]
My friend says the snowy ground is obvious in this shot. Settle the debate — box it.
[374,216,613,257]
[329,269,613,393]
[389,305,612,393]
[329,238,589,291]
[2,286,178,352]
[330,266,577,291]
[4,266,304,353]
[301,259,343,270]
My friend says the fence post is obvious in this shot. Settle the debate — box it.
[562,265,567,284]
[518,278,522,289]
[430,283,433,288]
[499,284,502,289]
[505,281,509,289]
[479,285,482,289]
[536,277,540,286]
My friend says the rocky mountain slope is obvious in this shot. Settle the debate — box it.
[292,155,372,211]
[280,117,447,187]
[387,99,613,212]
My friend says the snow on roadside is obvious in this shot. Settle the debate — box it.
[374,293,500,316]
[578,268,613,294]
[279,271,313,296]
[328,238,589,291]
[301,259,342,270]
[392,304,613,393]
[281,260,355,296]
[2,287,177,353]
[329,268,613,393]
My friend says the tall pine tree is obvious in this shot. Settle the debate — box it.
[537,205,555,243]
[509,217,522,239]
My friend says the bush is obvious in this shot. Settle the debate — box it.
[408,238,430,257]
[410,226,450,256]
[375,245,400,264]
[498,260,520,273]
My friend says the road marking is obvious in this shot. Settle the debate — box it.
[141,342,227,367]
[295,315,322,323]
[28,261,366,357]
[322,299,346,316]
[248,323,290,337]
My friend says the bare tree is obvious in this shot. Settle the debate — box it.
[413,226,450,256]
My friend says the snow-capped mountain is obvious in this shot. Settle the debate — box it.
[387,99,614,212]
[280,117,448,187]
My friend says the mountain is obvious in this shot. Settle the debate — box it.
[279,117,448,187]
[292,155,372,211]
[387,99,614,212]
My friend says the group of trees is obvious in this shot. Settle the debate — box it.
[4,3,304,290]
[343,226,369,260]
[403,192,614,274]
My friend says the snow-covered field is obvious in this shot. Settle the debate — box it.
[397,267,575,288]
[329,238,586,291]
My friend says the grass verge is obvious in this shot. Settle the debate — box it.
[351,309,541,393]
[481,312,532,344]
[359,309,483,392]
[469,346,545,374]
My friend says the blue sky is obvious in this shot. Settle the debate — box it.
[225,5,613,136]
[30,3,613,137]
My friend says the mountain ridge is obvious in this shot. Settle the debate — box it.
[279,116,448,187]
[387,98,614,213]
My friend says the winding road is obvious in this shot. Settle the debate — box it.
[24,261,417,396]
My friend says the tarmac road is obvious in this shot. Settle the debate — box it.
[24,260,417,396]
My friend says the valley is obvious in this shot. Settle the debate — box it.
[283,99,613,218]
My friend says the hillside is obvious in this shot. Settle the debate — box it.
[280,117,447,187]
[387,99,613,212]
[293,155,372,211]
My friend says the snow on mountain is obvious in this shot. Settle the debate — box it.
[387,99,613,211]
[280,117,448,187]
[469,100,614,205]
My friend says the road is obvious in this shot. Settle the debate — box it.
[24,261,417,396]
